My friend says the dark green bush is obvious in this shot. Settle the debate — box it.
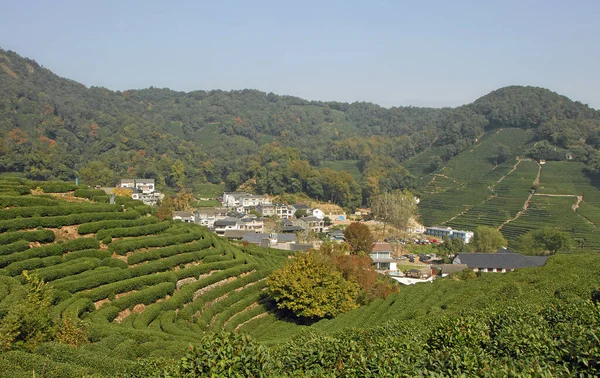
[0,204,120,220]
[77,217,159,234]
[0,240,30,256]
[73,188,107,199]
[96,221,171,240]
[126,238,213,265]
[0,229,55,245]
[34,181,78,193]
[32,258,101,282]
[53,267,131,293]
[0,211,140,232]
[0,238,99,268]
[109,231,205,255]
[0,195,58,207]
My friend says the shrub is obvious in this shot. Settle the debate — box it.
[0,196,58,207]
[96,221,171,240]
[0,211,140,232]
[0,239,100,268]
[77,217,159,234]
[34,181,78,193]
[109,232,205,255]
[82,272,177,302]
[0,230,55,245]
[73,189,107,199]
[0,204,120,220]
[0,241,30,256]
[126,238,213,265]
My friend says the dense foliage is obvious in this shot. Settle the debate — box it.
[3,49,597,210]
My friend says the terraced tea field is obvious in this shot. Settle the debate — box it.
[416,128,535,226]
[414,130,600,250]
[0,178,292,376]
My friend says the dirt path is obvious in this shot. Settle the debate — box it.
[533,160,542,186]
[496,158,523,184]
[533,194,582,211]
[498,191,535,231]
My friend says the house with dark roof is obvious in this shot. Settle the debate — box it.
[242,233,297,250]
[214,217,241,236]
[453,248,549,273]
[172,211,195,223]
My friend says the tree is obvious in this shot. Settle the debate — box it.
[343,222,374,255]
[437,237,470,256]
[0,272,53,352]
[491,144,511,165]
[516,228,572,255]
[156,194,175,220]
[371,190,418,233]
[266,251,359,319]
[471,226,507,252]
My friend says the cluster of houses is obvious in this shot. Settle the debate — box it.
[172,191,341,251]
[169,189,548,282]
[119,178,163,206]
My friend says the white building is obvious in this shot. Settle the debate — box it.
[425,226,474,244]
[369,242,398,271]
[213,217,241,236]
[311,208,325,220]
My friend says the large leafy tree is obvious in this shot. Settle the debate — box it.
[516,228,572,255]
[266,251,359,319]
[371,190,418,233]
[471,226,507,253]
[343,222,374,255]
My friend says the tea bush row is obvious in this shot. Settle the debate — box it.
[0,238,100,268]
[0,204,121,220]
[0,240,30,256]
[126,238,214,265]
[0,211,140,232]
[96,221,172,241]
[109,231,206,255]
[0,195,58,207]
[0,229,55,245]
[77,217,159,234]
[73,188,108,199]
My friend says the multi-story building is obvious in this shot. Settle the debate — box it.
[425,226,474,243]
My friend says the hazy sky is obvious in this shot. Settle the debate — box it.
[1,0,598,109]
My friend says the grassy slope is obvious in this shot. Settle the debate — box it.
[415,128,534,226]
[241,252,600,343]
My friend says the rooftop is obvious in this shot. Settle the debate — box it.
[372,242,393,252]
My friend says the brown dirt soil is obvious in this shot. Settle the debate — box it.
[132,304,146,314]
[111,253,128,262]
[94,298,110,310]
[114,309,131,323]
[114,290,137,300]
[48,225,90,242]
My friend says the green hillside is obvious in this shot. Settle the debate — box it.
[0,178,598,376]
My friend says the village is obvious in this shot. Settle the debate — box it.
[117,178,549,286]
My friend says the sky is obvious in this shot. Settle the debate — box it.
[1,0,599,109]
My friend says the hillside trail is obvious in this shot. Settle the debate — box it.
[498,160,542,230]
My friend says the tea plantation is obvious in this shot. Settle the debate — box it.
[414,129,600,250]
[0,177,598,377]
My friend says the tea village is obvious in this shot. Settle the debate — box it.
[118,178,549,286]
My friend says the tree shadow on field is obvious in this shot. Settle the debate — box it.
[261,295,321,326]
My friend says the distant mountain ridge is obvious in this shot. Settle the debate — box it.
[1,48,599,209]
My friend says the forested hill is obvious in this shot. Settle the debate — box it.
[1,48,599,208]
